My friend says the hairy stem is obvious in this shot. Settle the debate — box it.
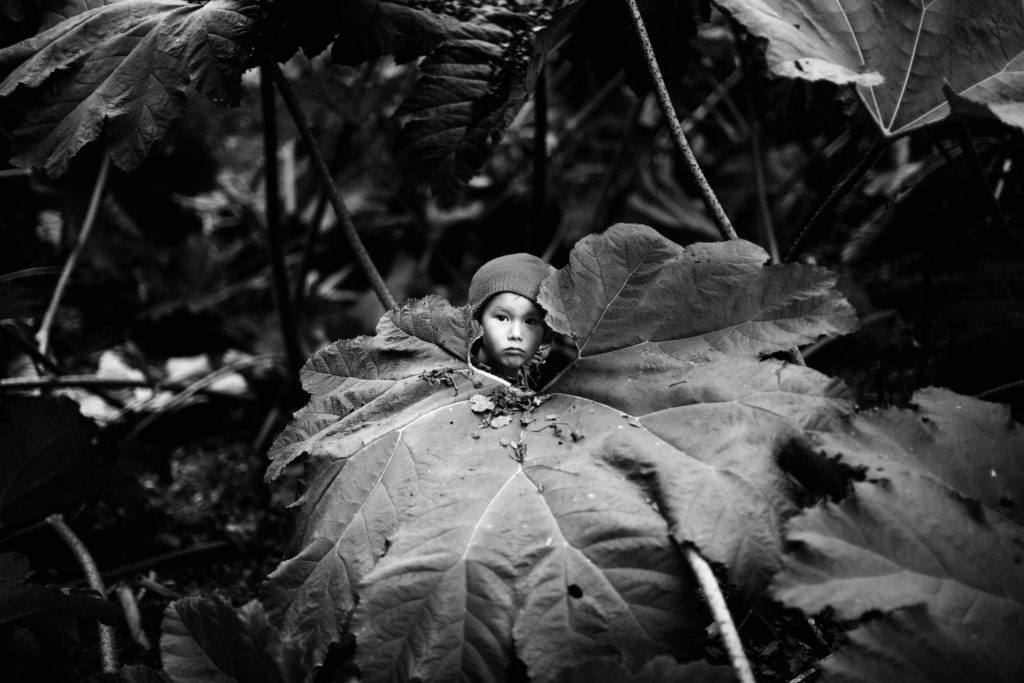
[265,56,396,310]
[685,546,756,683]
[625,0,737,241]
[785,137,887,262]
[260,60,305,377]
[47,514,117,673]
[36,151,111,357]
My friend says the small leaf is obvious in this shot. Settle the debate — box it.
[489,414,512,429]
[470,394,495,413]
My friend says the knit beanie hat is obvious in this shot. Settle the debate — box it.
[468,253,554,318]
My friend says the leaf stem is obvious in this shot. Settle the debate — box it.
[976,378,1024,400]
[265,56,396,310]
[35,150,111,358]
[625,0,738,241]
[738,42,780,262]
[785,137,887,262]
[953,119,1011,235]
[260,61,305,377]
[47,514,117,673]
[684,546,756,683]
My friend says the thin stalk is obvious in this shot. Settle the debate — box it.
[531,63,548,232]
[626,0,737,241]
[265,56,396,310]
[122,355,279,440]
[685,546,755,683]
[69,541,235,587]
[977,378,1024,400]
[260,60,305,377]
[293,190,330,309]
[785,137,887,262]
[36,151,111,357]
[0,375,256,400]
[744,78,780,262]
[3,322,127,408]
[954,120,1011,234]
[47,514,117,673]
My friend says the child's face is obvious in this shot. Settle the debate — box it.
[479,293,546,375]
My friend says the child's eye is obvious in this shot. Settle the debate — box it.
[495,314,508,322]
[525,318,539,326]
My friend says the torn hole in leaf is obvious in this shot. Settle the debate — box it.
[567,584,583,599]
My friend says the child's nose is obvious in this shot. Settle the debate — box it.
[508,322,523,339]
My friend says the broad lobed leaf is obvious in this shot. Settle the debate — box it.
[0,0,255,175]
[352,394,706,682]
[774,388,1024,681]
[266,223,860,675]
[161,595,308,683]
[714,0,1024,135]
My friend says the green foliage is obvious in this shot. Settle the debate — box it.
[715,0,1024,135]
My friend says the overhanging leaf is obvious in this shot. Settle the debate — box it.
[0,0,256,175]
[393,17,529,196]
[714,0,1024,135]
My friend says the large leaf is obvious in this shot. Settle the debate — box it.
[0,395,100,532]
[160,596,308,683]
[352,394,707,682]
[0,0,255,175]
[714,0,1024,135]
[266,224,858,677]
[773,389,1024,682]
[264,296,498,667]
[538,223,855,591]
